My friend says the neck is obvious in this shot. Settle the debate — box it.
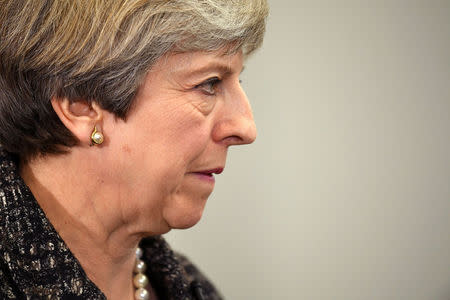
[20,151,144,300]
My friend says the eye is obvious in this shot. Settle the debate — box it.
[195,77,221,96]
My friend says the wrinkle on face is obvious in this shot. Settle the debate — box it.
[98,49,248,233]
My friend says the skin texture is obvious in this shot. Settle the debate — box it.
[20,50,256,300]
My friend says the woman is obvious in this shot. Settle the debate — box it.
[0,1,268,299]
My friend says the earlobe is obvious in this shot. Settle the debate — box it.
[51,98,104,146]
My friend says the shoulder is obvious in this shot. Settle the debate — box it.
[139,236,224,300]
[175,252,224,300]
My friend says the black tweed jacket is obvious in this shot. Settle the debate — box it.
[0,146,223,300]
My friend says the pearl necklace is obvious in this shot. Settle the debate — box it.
[133,247,150,300]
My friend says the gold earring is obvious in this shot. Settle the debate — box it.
[91,126,104,145]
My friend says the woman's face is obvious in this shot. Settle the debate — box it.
[101,50,256,234]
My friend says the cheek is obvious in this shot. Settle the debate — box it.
[163,110,212,162]
[156,117,213,229]
[105,102,213,228]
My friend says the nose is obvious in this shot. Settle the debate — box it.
[212,85,257,147]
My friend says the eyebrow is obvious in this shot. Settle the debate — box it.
[184,63,245,78]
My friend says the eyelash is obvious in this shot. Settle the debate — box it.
[194,77,244,96]
[195,77,221,96]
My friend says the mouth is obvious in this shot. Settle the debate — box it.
[195,168,224,176]
[189,168,224,182]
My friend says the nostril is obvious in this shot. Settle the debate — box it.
[221,120,257,146]
[224,135,244,146]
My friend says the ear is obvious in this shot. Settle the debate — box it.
[51,98,104,146]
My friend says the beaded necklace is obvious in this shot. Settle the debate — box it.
[133,247,150,300]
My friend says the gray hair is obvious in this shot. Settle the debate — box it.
[0,0,268,159]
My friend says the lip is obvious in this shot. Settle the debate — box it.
[196,168,224,175]
[190,168,224,183]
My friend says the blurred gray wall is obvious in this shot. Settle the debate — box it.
[166,1,450,299]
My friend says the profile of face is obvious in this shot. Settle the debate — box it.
[99,50,256,234]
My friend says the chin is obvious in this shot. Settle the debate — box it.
[163,198,207,230]
[169,216,201,229]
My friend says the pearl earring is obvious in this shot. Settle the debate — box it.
[90,126,104,145]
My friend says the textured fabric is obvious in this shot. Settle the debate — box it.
[0,146,223,300]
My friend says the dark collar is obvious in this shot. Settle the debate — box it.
[0,147,194,299]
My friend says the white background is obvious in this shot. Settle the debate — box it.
[166,1,450,299]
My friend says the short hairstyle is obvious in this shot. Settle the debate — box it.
[0,0,268,160]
